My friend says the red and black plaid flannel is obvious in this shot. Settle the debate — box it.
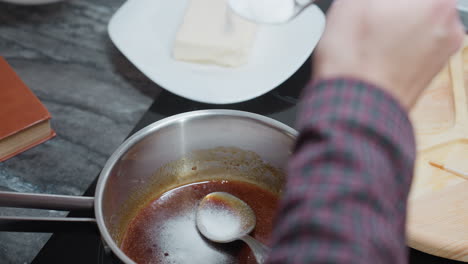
[267,78,416,264]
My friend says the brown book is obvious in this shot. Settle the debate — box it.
[0,57,55,162]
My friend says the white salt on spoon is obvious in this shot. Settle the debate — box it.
[228,0,316,24]
[196,192,270,264]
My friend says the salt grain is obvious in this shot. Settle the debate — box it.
[197,206,242,242]
[156,210,236,263]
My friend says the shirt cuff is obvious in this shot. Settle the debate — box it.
[296,78,415,160]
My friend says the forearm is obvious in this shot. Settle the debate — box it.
[267,78,416,263]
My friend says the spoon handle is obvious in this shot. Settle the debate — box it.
[241,235,271,264]
[294,0,316,16]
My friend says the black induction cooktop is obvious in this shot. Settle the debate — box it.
[30,55,308,264]
[30,57,465,264]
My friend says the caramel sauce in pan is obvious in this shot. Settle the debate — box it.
[121,180,279,264]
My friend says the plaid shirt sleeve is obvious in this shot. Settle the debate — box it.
[267,78,416,264]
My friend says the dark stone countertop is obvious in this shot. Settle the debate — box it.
[0,0,465,263]
[0,1,161,263]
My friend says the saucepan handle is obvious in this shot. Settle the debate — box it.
[0,191,97,232]
[0,216,97,232]
[0,191,94,210]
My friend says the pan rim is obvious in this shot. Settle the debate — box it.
[93,109,298,263]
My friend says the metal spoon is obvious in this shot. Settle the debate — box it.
[196,192,270,264]
[227,0,315,24]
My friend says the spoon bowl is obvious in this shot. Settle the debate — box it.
[196,192,256,243]
[196,192,271,263]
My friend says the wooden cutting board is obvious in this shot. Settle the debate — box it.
[408,36,468,261]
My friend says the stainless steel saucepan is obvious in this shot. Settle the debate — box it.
[0,110,297,264]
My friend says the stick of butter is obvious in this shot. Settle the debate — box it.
[173,0,257,67]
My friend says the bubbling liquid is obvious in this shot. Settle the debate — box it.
[121,180,279,264]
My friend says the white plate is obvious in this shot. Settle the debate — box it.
[108,0,325,104]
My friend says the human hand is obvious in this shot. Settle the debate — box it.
[313,0,465,110]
